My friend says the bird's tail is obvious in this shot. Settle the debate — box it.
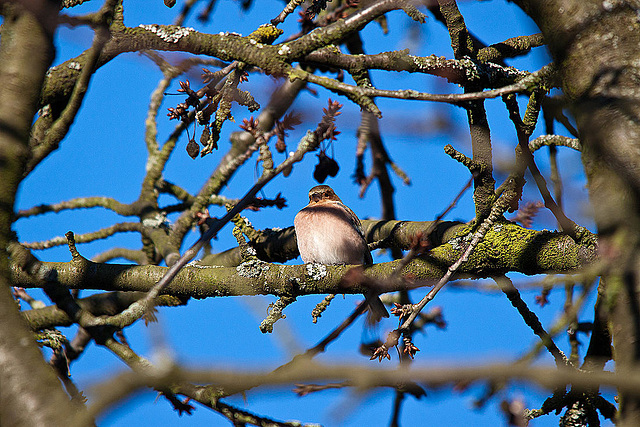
[365,292,389,325]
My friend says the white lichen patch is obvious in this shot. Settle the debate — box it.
[278,45,291,55]
[459,56,480,82]
[139,24,194,44]
[196,110,207,125]
[38,104,51,118]
[305,263,327,280]
[492,223,503,233]
[483,61,526,81]
[246,246,257,256]
[67,61,81,70]
[236,259,270,278]
[289,273,300,286]
[142,212,170,228]
[448,234,471,251]
[186,261,223,268]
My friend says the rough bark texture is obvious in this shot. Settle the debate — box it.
[0,2,80,426]
[514,0,640,424]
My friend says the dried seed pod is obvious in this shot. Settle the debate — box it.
[313,150,339,183]
[326,156,339,177]
[313,151,329,183]
[200,125,211,146]
[186,139,200,159]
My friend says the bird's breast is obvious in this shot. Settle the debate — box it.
[294,205,368,265]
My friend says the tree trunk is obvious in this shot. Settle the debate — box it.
[515,1,640,424]
[0,2,81,426]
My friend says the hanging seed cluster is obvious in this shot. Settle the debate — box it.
[168,67,260,159]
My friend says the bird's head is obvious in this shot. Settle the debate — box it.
[308,185,341,204]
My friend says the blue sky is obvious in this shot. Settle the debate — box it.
[12,1,611,426]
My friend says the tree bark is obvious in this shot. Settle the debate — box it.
[514,1,640,424]
[0,2,81,426]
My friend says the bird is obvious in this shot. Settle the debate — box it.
[294,185,389,322]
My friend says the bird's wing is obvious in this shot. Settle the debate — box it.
[338,202,373,265]
[337,202,365,237]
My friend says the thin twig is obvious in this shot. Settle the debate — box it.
[22,222,142,249]
[493,275,568,366]
[294,64,554,111]
[271,0,305,25]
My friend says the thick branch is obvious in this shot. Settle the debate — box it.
[303,47,528,88]
[81,361,640,423]
[22,291,186,331]
[13,221,597,298]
